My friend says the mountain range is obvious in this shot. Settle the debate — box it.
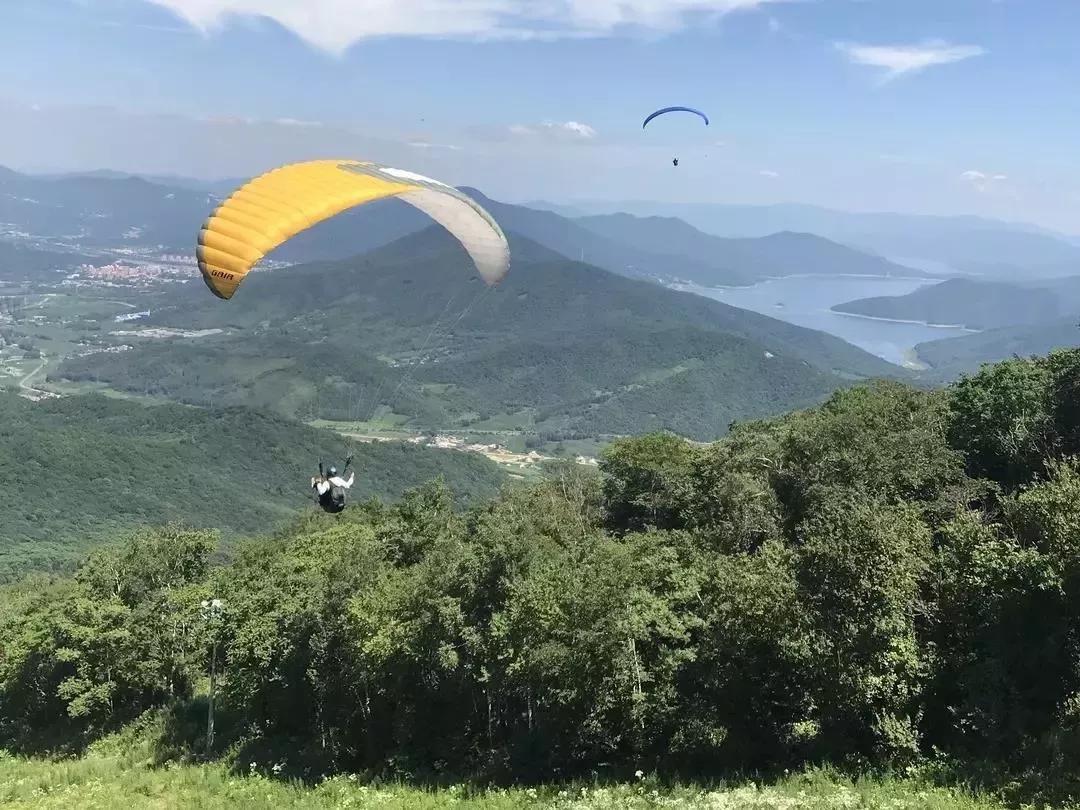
[531,199,1080,279]
[8,163,1076,284]
[0,165,928,288]
[11,163,1080,403]
[462,191,925,287]
[54,227,904,441]
[0,165,213,248]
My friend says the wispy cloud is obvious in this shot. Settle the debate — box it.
[274,118,324,128]
[836,39,986,81]
[961,169,1008,193]
[760,169,780,178]
[204,115,325,129]
[409,141,463,151]
[144,0,788,53]
[509,121,598,141]
[558,121,597,139]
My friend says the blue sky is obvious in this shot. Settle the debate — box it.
[2,0,1079,232]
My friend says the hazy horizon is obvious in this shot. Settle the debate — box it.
[3,1,1079,232]
[3,149,1071,242]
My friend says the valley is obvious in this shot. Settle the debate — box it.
[7,9,1080,805]
[4,164,1080,455]
[0,167,914,457]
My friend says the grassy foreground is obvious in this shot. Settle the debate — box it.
[0,755,1019,810]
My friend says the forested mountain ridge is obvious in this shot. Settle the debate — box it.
[835,276,1080,331]
[824,275,1080,378]
[55,229,905,440]
[536,197,1080,276]
[0,166,213,248]
[1,165,937,289]
[575,211,930,284]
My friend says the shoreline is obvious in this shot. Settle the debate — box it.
[900,346,930,371]
[670,273,941,293]
[830,308,980,332]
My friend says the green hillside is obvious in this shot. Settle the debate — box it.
[916,315,1080,378]
[7,350,1080,805]
[835,276,1080,330]
[53,230,903,441]
[0,392,505,580]
[0,167,214,249]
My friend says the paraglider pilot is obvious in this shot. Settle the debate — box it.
[312,455,355,513]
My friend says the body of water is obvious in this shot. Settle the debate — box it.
[674,275,976,367]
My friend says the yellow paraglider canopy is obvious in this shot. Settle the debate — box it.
[197,159,510,300]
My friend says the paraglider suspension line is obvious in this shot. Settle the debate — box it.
[361,291,457,421]
[448,283,494,331]
[383,283,492,411]
[362,287,460,421]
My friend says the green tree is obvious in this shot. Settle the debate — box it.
[948,357,1054,489]
[600,433,695,535]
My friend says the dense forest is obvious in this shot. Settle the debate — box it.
[0,392,505,580]
[6,349,1080,801]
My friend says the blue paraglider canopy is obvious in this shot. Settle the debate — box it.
[642,107,710,129]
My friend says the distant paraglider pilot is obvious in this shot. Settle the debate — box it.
[312,456,355,513]
[641,107,707,171]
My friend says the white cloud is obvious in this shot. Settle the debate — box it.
[836,39,986,81]
[760,170,780,178]
[145,0,786,53]
[203,115,325,129]
[509,120,598,141]
[560,121,597,139]
[409,141,463,151]
[274,118,324,128]
[961,169,1008,193]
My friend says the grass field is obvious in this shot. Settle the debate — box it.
[0,756,1018,810]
